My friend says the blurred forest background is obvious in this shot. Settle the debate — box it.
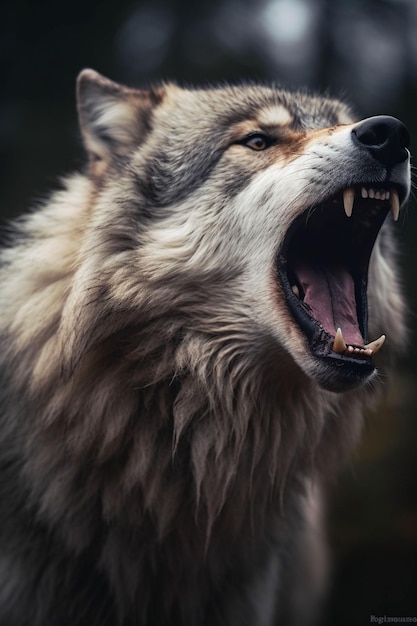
[1,0,417,624]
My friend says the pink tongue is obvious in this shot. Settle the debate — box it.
[294,263,364,347]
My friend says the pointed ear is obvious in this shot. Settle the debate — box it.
[76,69,165,172]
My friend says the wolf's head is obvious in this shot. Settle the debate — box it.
[73,70,410,395]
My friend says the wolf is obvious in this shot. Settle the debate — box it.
[0,70,411,626]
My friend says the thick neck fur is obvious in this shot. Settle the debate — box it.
[0,174,373,618]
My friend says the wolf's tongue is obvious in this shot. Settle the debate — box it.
[293,262,364,347]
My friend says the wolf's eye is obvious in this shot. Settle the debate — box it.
[240,133,273,151]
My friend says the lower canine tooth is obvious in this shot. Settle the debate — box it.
[364,334,386,355]
[292,285,300,298]
[343,187,355,217]
[390,188,400,221]
[333,327,347,353]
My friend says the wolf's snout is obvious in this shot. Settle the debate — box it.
[352,115,410,167]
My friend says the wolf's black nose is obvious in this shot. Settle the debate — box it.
[352,115,410,167]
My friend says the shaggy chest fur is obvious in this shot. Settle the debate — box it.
[0,70,410,626]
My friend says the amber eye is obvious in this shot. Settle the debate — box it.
[241,133,273,151]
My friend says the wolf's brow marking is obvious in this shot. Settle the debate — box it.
[257,105,293,127]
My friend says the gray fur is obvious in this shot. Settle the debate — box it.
[0,70,409,625]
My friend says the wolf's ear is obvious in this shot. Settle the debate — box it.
[77,69,165,172]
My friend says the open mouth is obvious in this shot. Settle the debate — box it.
[277,184,403,390]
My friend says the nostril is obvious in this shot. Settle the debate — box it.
[356,121,392,148]
[352,115,410,167]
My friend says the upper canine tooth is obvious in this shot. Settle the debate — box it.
[364,334,386,355]
[390,188,400,221]
[343,187,355,217]
[333,327,347,353]
[361,187,369,199]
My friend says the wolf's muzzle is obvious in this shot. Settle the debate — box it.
[352,115,410,168]
[277,114,411,392]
